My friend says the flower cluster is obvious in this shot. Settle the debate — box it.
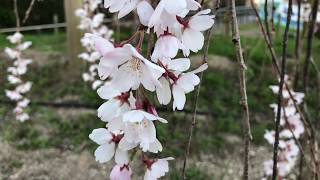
[4,32,33,122]
[262,75,305,179]
[75,0,114,90]
[88,0,215,179]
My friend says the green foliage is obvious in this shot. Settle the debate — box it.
[170,166,214,180]
[0,107,103,151]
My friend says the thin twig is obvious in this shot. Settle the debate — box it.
[271,0,292,179]
[181,1,220,179]
[293,0,302,88]
[250,0,320,177]
[22,0,36,25]
[230,0,252,179]
[302,0,320,92]
[264,0,272,44]
[13,0,21,30]
[271,0,275,31]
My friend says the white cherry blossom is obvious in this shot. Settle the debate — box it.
[89,128,129,164]
[144,157,174,180]
[107,44,165,92]
[110,164,132,180]
[179,9,215,52]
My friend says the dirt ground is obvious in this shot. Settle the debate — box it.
[0,133,273,180]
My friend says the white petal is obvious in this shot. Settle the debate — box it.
[111,64,138,92]
[97,85,121,99]
[89,128,112,145]
[97,99,120,122]
[186,0,201,11]
[167,58,190,72]
[182,28,204,52]
[189,10,215,31]
[156,77,171,105]
[118,0,139,18]
[144,170,154,180]
[150,159,169,178]
[103,47,132,67]
[148,1,165,28]
[137,1,154,26]
[118,138,138,150]
[86,33,114,55]
[94,143,115,163]
[190,63,208,74]
[163,0,187,14]
[148,139,163,153]
[172,85,186,110]
[108,116,126,132]
[115,147,129,165]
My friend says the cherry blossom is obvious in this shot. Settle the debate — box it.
[143,157,174,180]
[262,75,305,179]
[76,1,113,90]
[106,44,165,92]
[88,0,214,178]
[4,32,33,122]
[179,9,215,53]
[89,128,129,164]
[110,164,132,180]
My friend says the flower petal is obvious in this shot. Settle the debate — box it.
[89,128,112,145]
[94,143,115,163]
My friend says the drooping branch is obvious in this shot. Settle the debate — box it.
[293,0,302,88]
[271,1,292,179]
[271,0,275,31]
[181,1,220,179]
[302,0,320,92]
[22,0,36,25]
[264,0,272,44]
[230,0,252,179]
[250,0,320,177]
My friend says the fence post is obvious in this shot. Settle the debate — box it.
[53,14,59,35]
[64,0,83,74]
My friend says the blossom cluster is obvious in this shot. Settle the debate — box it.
[4,32,33,122]
[88,0,215,179]
[262,76,305,179]
[75,0,113,90]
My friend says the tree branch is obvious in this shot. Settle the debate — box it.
[22,0,36,25]
[264,0,272,44]
[250,0,320,178]
[302,0,320,92]
[271,1,292,179]
[293,0,302,88]
[230,1,252,179]
[181,1,220,179]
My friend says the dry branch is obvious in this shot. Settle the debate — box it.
[303,0,320,92]
[181,1,220,179]
[230,0,252,179]
[264,0,272,44]
[294,0,302,88]
[272,0,292,179]
[250,0,319,177]
[22,0,36,25]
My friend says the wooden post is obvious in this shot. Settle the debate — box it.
[53,14,59,35]
[64,0,83,74]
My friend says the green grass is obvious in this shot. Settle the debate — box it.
[0,107,103,151]
[0,32,66,53]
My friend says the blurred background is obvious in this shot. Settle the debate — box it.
[0,0,319,179]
